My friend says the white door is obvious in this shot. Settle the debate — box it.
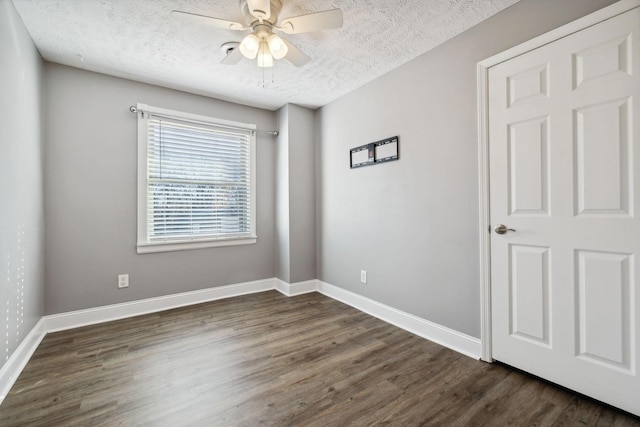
[488,7,640,416]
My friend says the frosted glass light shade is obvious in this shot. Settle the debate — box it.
[267,34,288,59]
[257,41,274,67]
[239,33,260,59]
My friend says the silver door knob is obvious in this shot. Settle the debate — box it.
[494,224,516,234]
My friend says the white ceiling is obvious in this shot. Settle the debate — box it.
[12,0,519,111]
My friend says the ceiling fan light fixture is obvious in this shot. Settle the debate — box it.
[239,33,260,59]
[257,41,274,67]
[173,1,343,69]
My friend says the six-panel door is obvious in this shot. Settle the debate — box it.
[489,8,640,416]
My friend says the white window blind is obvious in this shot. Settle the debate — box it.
[137,104,256,253]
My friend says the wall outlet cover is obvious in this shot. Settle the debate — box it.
[118,274,129,289]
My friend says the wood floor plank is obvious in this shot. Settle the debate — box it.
[0,291,638,426]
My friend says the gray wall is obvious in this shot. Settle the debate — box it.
[44,64,277,315]
[287,105,316,283]
[0,1,44,367]
[316,0,618,338]
[275,106,291,282]
[275,104,316,284]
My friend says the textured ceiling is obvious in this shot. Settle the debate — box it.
[12,0,519,110]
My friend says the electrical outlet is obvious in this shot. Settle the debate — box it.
[118,274,129,289]
[360,270,367,284]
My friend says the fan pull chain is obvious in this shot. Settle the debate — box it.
[259,64,276,89]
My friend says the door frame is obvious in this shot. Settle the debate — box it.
[476,0,640,362]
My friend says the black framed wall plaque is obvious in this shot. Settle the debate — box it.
[350,136,399,168]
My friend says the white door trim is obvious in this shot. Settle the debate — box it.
[476,0,640,362]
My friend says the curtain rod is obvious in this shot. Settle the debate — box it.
[129,106,279,137]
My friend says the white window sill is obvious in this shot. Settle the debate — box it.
[137,236,257,254]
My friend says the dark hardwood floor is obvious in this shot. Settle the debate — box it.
[1,291,638,426]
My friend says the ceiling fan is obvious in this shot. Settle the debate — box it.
[172,0,343,68]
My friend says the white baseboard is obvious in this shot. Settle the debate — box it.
[44,278,276,333]
[0,318,47,406]
[317,281,481,359]
[275,278,318,296]
[2,277,481,406]
[43,277,480,358]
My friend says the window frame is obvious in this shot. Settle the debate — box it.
[136,103,257,254]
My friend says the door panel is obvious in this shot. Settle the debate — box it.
[508,117,550,215]
[489,7,640,416]
[508,63,550,107]
[573,34,631,89]
[509,244,550,346]
[576,250,633,372]
[574,98,631,215]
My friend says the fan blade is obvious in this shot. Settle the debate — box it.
[279,9,343,34]
[171,10,246,31]
[247,0,270,20]
[283,39,311,67]
[221,47,244,65]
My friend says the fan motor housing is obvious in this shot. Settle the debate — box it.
[240,0,282,25]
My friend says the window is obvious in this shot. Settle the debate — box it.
[136,104,256,253]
